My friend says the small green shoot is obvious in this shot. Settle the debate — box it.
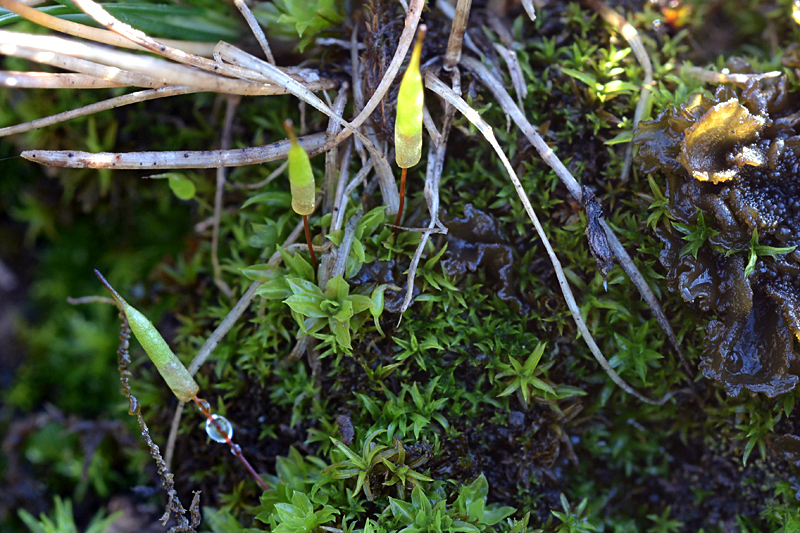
[672,210,719,258]
[744,228,797,277]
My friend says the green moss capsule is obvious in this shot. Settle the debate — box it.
[395,25,426,169]
[284,119,315,216]
[95,270,199,402]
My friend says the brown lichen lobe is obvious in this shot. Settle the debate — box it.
[634,76,800,397]
[679,98,766,183]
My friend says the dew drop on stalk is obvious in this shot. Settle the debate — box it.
[205,414,233,443]
[195,398,211,413]
[127,396,138,415]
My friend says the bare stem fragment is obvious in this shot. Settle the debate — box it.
[0,71,123,89]
[233,0,276,65]
[444,0,472,69]
[0,86,197,138]
[21,132,328,169]
[212,96,240,298]
[0,0,216,56]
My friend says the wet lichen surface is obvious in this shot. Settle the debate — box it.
[3,1,800,533]
[635,77,800,397]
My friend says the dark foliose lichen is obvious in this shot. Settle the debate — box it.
[633,73,800,397]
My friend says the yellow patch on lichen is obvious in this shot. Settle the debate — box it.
[679,98,766,184]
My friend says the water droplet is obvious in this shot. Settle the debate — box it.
[194,398,211,413]
[127,397,138,415]
[205,414,233,443]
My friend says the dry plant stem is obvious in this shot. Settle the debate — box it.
[22,131,328,169]
[71,0,222,74]
[166,222,305,464]
[215,42,400,214]
[0,42,168,88]
[0,86,192,138]
[394,167,409,234]
[232,0,275,65]
[0,0,216,56]
[324,84,350,215]
[339,160,374,216]
[522,0,537,20]
[317,38,364,50]
[350,26,364,114]
[0,71,123,89]
[492,43,527,108]
[191,396,270,492]
[682,65,781,84]
[459,55,688,374]
[0,31,333,96]
[584,0,652,182]
[66,295,116,305]
[238,160,287,190]
[425,71,672,405]
[331,142,353,232]
[212,96,240,299]
[303,215,319,271]
[328,0,424,148]
[329,210,363,282]
[115,313,198,532]
[444,0,472,69]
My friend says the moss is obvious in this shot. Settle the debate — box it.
[4,1,800,532]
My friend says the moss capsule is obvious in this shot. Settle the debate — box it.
[95,270,199,402]
[395,25,426,169]
[284,119,315,216]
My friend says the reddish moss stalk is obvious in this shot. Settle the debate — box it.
[393,167,408,235]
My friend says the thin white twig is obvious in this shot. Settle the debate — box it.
[316,38,365,50]
[0,31,336,96]
[212,96,240,298]
[236,161,287,190]
[66,295,115,305]
[0,86,197,138]
[0,0,217,56]
[425,71,672,405]
[324,84,349,215]
[21,131,328,169]
[522,0,537,20]
[349,25,368,165]
[70,0,222,74]
[0,41,169,88]
[682,65,781,84]
[493,43,527,110]
[399,71,456,317]
[233,0,276,65]
[0,71,123,89]
[342,160,374,198]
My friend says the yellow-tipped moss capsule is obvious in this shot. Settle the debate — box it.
[284,119,315,216]
[395,25,426,169]
[95,270,199,402]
